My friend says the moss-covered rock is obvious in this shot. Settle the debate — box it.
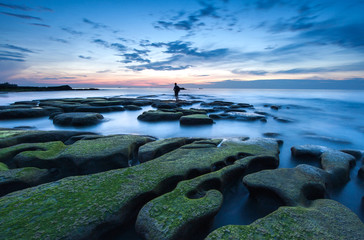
[0,162,8,170]
[206,199,364,240]
[138,110,183,121]
[0,138,279,240]
[180,114,213,125]
[138,137,204,163]
[243,164,329,206]
[88,100,124,106]
[136,151,279,240]
[0,129,97,148]
[0,167,55,197]
[39,100,87,112]
[57,134,155,174]
[53,112,104,126]
[0,141,67,168]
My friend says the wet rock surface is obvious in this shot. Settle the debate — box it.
[138,110,183,121]
[53,112,104,126]
[180,114,214,125]
[206,199,364,240]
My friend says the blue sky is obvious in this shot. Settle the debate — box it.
[0,0,363,87]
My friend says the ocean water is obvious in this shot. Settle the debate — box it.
[1,88,364,236]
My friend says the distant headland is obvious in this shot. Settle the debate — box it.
[0,82,99,92]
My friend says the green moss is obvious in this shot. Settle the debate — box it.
[0,130,26,139]
[0,162,8,171]
[0,138,279,240]
[206,199,364,240]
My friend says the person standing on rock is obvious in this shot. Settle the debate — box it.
[173,83,185,101]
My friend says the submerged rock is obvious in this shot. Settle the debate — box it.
[180,114,213,125]
[74,105,125,113]
[359,166,364,179]
[291,145,356,185]
[0,138,279,240]
[53,112,104,126]
[137,110,183,121]
[0,108,49,119]
[123,105,142,110]
[206,199,364,240]
[243,164,329,206]
[209,112,266,122]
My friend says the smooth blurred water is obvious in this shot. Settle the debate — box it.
[1,88,363,229]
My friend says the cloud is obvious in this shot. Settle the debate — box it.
[49,37,68,44]
[1,11,42,20]
[119,53,150,64]
[96,70,111,73]
[92,39,127,52]
[61,27,83,35]
[275,62,364,74]
[0,2,32,11]
[154,1,220,31]
[29,23,50,28]
[83,18,108,29]
[126,55,191,71]
[232,69,268,75]
[78,55,92,60]
[0,44,34,53]
[144,40,229,59]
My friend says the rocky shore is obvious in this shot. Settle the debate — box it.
[0,96,363,239]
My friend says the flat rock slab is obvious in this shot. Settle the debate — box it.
[243,164,329,206]
[53,112,104,126]
[0,138,279,240]
[74,105,125,113]
[180,114,213,125]
[138,110,183,121]
[206,199,364,240]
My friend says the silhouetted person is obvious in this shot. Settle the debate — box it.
[173,83,186,101]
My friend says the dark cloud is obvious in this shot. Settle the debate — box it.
[78,55,92,60]
[0,50,25,62]
[126,55,191,71]
[49,37,68,44]
[144,40,229,59]
[154,1,220,31]
[29,23,50,28]
[1,11,42,20]
[83,18,108,29]
[0,44,34,53]
[61,27,83,35]
[0,2,32,11]
[92,39,127,52]
[37,6,53,12]
[119,53,150,64]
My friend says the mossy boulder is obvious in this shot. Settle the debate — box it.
[0,167,55,197]
[0,141,67,169]
[0,108,49,119]
[206,199,364,240]
[180,114,213,125]
[243,164,329,206]
[136,152,279,240]
[138,110,183,121]
[53,112,104,126]
[0,129,97,148]
[0,162,8,170]
[57,134,155,174]
[0,138,279,240]
[138,137,204,163]
[88,100,124,106]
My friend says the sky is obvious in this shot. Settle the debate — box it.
[0,0,363,87]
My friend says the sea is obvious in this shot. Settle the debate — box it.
[1,88,363,237]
